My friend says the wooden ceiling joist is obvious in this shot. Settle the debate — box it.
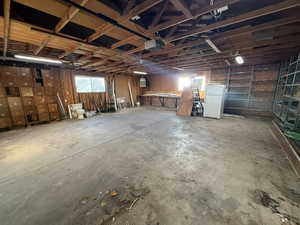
[3,0,11,57]
[212,15,300,42]
[169,0,192,18]
[34,35,52,55]
[54,0,89,33]
[111,35,139,49]
[149,0,169,29]
[125,0,164,20]
[167,0,300,42]
[152,0,240,32]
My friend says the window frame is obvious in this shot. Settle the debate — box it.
[75,75,106,93]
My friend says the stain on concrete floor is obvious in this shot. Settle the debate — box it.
[0,107,299,225]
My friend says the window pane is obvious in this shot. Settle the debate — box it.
[75,77,92,93]
[91,77,105,92]
[75,76,106,93]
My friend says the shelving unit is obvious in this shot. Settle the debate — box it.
[273,52,300,132]
[210,64,278,114]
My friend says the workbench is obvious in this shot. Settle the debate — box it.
[140,93,180,108]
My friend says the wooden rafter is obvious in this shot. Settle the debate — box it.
[34,35,52,55]
[87,23,115,43]
[149,0,169,29]
[55,0,89,33]
[125,0,164,20]
[169,0,192,18]
[167,0,300,42]
[123,0,136,16]
[3,0,11,57]
[111,35,139,49]
[152,0,240,32]
[58,44,83,59]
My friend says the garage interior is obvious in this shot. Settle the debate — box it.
[1,0,300,224]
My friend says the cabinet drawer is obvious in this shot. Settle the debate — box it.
[22,97,34,106]
[0,87,6,98]
[16,77,33,87]
[44,87,54,96]
[10,109,25,118]
[0,118,12,128]
[8,97,22,109]
[12,116,25,126]
[35,96,46,104]
[37,104,48,114]
[20,87,34,97]
[2,77,17,87]
[0,108,10,118]
[18,68,32,77]
[34,87,44,96]
[38,113,50,121]
[50,112,60,121]
[46,96,56,104]
[48,103,58,113]
[0,98,8,108]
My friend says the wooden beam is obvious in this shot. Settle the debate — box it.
[111,35,139,49]
[55,0,89,33]
[126,0,164,19]
[34,35,52,55]
[123,0,136,16]
[169,0,192,18]
[212,15,300,42]
[167,0,300,42]
[149,0,169,28]
[59,44,83,58]
[152,0,240,32]
[3,0,11,56]
[87,23,114,43]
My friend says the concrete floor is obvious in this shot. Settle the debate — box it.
[0,108,299,225]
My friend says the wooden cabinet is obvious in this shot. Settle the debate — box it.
[0,87,5,98]
[0,67,18,87]
[34,87,44,96]
[0,97,11,128]
[35,96,46,104]
[48,103,58,113]
[36,104,49,114]
[50,112,60,121]
[0,118,12,129]
[7,97,25,126]
[38,113,50,121]
[0,66,71,129]
[22,97,34,106]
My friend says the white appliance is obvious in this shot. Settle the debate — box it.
[204,84,226,119]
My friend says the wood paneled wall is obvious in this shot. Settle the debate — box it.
[0,65,141,130]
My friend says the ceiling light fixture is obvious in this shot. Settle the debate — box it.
[235,55,244,65]
[14,55,63,64]
[133,71,148,75]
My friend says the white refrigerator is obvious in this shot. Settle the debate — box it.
[203,84,226,119]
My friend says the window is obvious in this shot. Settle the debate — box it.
[178,77,191,91]
[192,76,206,91]
[75,76,105,93]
